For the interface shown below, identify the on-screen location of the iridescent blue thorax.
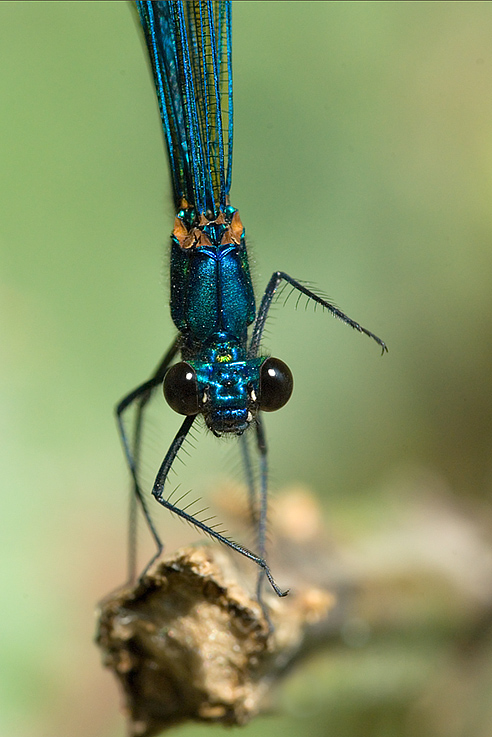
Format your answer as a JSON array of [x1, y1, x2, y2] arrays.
[[169, 204, 262, 435]]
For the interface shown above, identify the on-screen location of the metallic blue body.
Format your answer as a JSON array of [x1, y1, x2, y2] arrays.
[[137, 0, 264, 437], [170, 204, 260, 434], [170, 234, 255, 345]]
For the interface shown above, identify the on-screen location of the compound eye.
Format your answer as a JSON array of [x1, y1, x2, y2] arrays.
[[163, 362, 200, 416], [258, 357, 293, 412]]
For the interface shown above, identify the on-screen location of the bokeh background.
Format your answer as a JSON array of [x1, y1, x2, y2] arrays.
[[2, 2, 492, 736]]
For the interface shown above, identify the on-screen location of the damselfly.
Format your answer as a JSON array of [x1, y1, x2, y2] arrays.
[[118, 0, 386, 604]]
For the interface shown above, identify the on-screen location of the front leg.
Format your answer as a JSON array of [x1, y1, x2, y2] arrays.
[[249, 271, 387, 357], [152, 414, 288, 600]]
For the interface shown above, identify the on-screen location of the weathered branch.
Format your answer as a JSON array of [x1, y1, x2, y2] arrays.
[[96, 489, 339, 735]]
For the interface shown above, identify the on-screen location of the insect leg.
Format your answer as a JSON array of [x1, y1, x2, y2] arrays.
[[253, 415, 275, 626], [116, 335, 181, 582], [152, 415, 288, 599], [239, 432, 258, 529], [249, 271, 387, 357]]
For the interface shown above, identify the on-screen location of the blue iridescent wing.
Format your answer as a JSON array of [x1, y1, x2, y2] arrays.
[[136, 0, 233, 217]]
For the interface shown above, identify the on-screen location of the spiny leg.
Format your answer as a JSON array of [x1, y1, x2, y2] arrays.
[[239, 431, 258, 529], [249, 271, 388, 358], [116, 336, 181, 582], [152, 415, 288, 599], [241, 427, 279, 629], [254, 415, 275, 627]]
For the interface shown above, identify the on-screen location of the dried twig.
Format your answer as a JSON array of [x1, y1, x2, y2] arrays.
[[96, 489, 337, 736]]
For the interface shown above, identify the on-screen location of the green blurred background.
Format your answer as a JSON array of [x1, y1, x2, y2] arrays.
[[2, 2, 492, 736]]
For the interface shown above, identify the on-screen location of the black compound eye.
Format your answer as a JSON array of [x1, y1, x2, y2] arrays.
[[258, 357, 293, 412], [163, 362, 200, 416]]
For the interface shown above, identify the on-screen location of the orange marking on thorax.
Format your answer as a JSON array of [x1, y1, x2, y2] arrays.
[[173, 209, 243, 250]]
